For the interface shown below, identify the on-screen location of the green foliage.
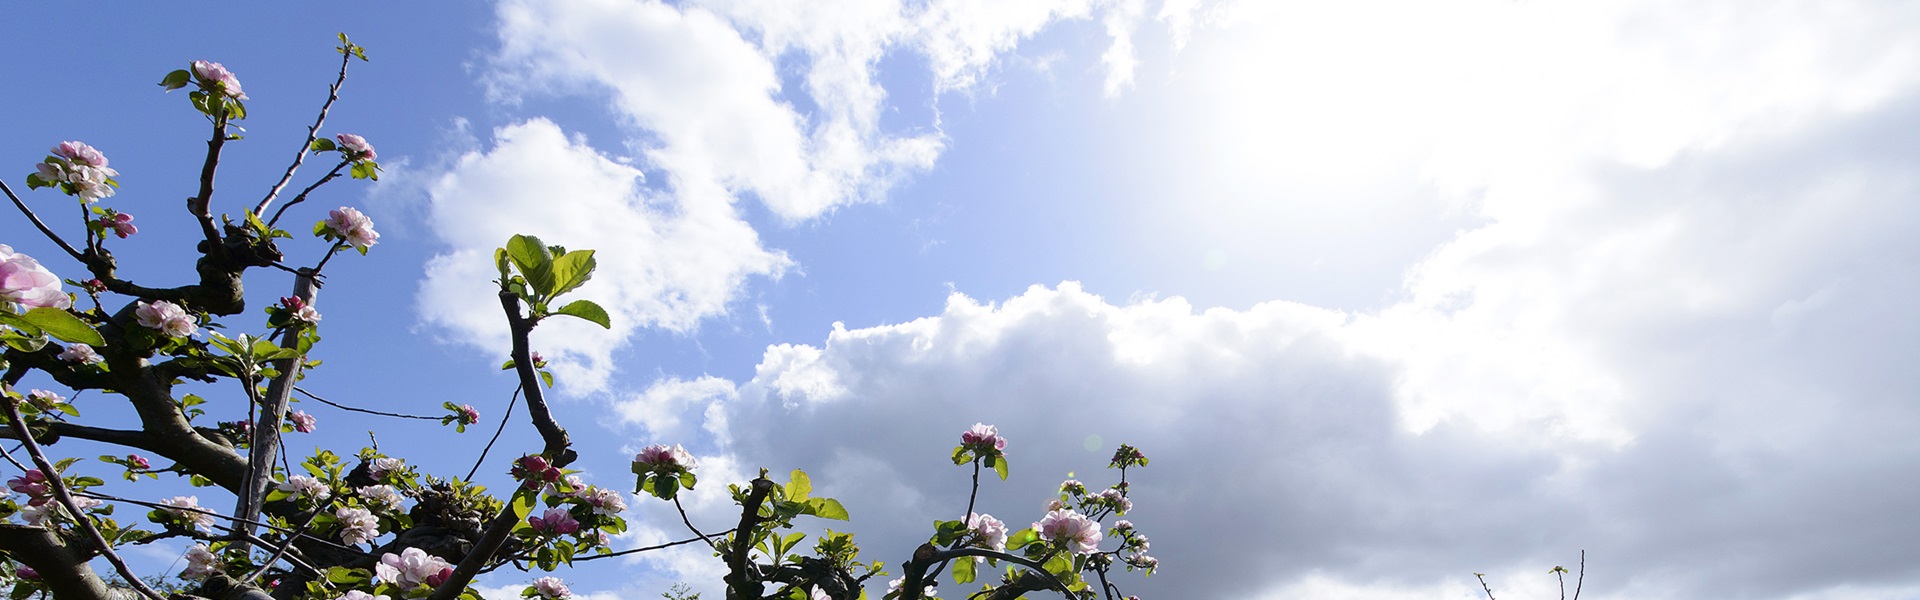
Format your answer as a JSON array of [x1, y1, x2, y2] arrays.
[[496, 234, 610, 329]]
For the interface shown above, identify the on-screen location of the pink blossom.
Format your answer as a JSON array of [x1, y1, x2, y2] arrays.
[[887, 577, 935, 598], [276, 475, 331, 502], [58, 343, 102, 364], [336, 506, 378, 545], [376, 547, 450, 590], [961, 423, 1007, 452], [100, 212, 137, 238], [52, 141, 109, 168], [323, 206, 379, 250], [191, 60, 247, 99], [0, 245, 70, 309], [127, 454, 151, 470], [160, 495, 215, 531], [512, 455, 562, 489], [15, 565, 38, 580], [338, 592, 391, 600], [279, 296, 322, 323], [1094, 488, 1132, 514], [181, 544, 218, 580], [1034, 509, 1103, 556], [459, 404, 480, 425], [532, 576, 572, 599], [134, 300, 196, 338], [528, 507, 581, 535], [8, 469, 49, 500], [289, 410, 317, 433], [357, 485, 404, 510], [25, 389, 65, 411], [633, 444, 696, 474], [1124, 553, 1157, 570], [968, 512, 1008, 552], [582, 486, 628, 516], [335, 134, 376, 161]]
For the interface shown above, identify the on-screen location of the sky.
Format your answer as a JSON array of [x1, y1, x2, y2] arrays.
[[3, 1, 1920, 599]]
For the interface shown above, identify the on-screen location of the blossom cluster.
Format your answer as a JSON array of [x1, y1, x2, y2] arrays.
[[191, 60, 247, 99], [135, 300, 197, 338], [58, 343, 102, 364], [1034, 509, 1103, 556], [29, 141, 120, 202], [513, 455, 564, 490], [632, 443, 696, 475], [960, 422, 1007, 454], [322, 206, 380, 250], [376, 547, 452, 590], [158, 495, 216, 531]]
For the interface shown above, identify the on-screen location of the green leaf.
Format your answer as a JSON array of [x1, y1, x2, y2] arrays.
[[785, 470, 812, 501], [553, 300, 610, 329], [510, 488, 538, 522], [310, 138, 337, 153], [0, 312, 43, 337], [953, 550, 976, 584], [325, 567, 371, 585], [1042, 553, 1072, 577], [547, 249, 597, 299], [993, 455, 1009, 481], [20, 308, 103, 346], [1006, 528, 1040, 551], [952, 446, 969, 466], [803, 498, 849, 521], [505, 235, 556, 297], [159, 69, 191, 91]]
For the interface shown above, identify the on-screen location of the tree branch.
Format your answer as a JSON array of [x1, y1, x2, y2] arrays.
[[0, 179, 87, 263], [2, 396, 166, 600], [0, 524, 115, 600]]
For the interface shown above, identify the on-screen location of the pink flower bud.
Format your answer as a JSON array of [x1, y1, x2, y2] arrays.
[[335, 134, 377, 161], [191, 60, 247, 100]]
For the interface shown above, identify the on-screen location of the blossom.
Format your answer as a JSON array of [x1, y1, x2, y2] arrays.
[[1113, 520, 1133, 531], [1093, 488, 1133, 514], [1059, 479, 1086, 496], [1045, 499, 1069, 512], [192, 60, 247, 99], [512, 455, 562, 489], [99, 212, 137, 238], [8, 469, 49, 501], [288, 410, 317, 433], [36, 142, 121, 203], [127, 454, 151, 470], [25, 389, 64, 411], [0, 245, 70, 309], [160, 495, 215, 531], [276, 475, 331, 503], [376, 547, 451, 590], [368, 457, 405, 480], [967, 512, 1007, 552], [528, 507, 580, 535], [14, 565, 38, 580], [1124, 553, 1157, 570], [323, 206, 379, 250], [459, 404, 480, 425], [960, 423, 1007, 453], [335, 134, 376, 161], [135, 300, 196, 338], [582, 486, 628, 516], [181, 544, 219, 580], [18, 503, 56, 525], [357, 485, 404, 510], [280, 296, 321, 323], [632, 444, 696, 474], [531, 576, 572, 599], [809, 586, 830, 600], [58, 343, 102, 364], [336, 506, 379, 546], [337, 592, 391, 600], [1034, 509, 1103, 556]]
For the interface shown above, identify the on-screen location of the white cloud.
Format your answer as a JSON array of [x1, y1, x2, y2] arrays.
[[415, 119, 790, 391]]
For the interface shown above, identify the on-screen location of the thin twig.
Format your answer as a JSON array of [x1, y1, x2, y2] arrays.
[[2, 397, 168, 600], [573, 530, 737, 562], [467, 384, 521, 480], [673, 495, 718, 550], [1574, 550, 1585, 600], [244, 509, 321, 581], [1476, 573, 1497, 600], [266, 160, 348, 228], [1, 179, 87, 263], [69, 490, 371, 556], [295, 386, 437, 420], [256, 45, 355, 219]]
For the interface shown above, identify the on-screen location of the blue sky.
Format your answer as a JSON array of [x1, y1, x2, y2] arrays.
[[7, 1, 1920, 599]]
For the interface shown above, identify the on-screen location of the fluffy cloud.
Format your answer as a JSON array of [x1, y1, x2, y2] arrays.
[[416, 119, 790, 390]]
